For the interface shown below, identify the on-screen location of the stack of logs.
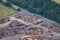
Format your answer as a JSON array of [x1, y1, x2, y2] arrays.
[[14, 13, 60, 33], [0, 17, 10, 24]]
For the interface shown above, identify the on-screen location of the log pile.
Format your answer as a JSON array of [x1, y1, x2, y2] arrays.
[[0, 12, 60, 40]]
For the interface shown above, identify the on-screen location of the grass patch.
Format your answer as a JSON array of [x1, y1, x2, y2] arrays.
[[0, 3, 16, 17], [52, 0, 60, 4]]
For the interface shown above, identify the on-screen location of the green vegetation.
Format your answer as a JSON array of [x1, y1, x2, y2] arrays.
[[7, 0, 60, 23], [0, 3, 16, 17]]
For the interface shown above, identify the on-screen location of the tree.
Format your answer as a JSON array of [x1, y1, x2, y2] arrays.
[[0, 0, 2, 2], [17, 8, 21, 11], [7, 0, 60, 23]]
